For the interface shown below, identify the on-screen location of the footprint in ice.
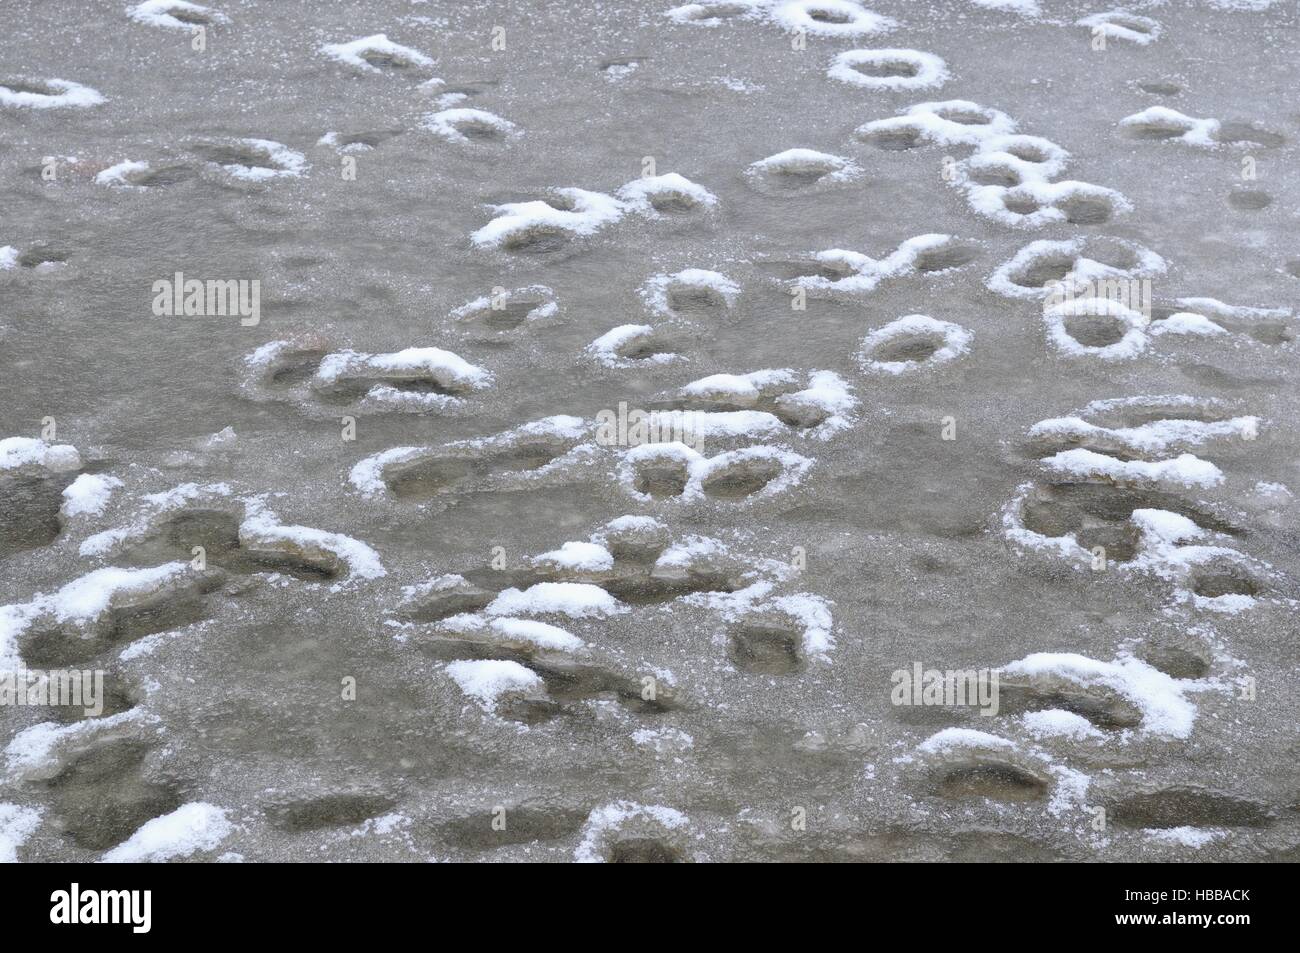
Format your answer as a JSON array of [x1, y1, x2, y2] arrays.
[[765, 233, 980, 299], [472, 188, 626, 253], [127, 1, 228, 29], [1227, 188, 1272, 211], [471, 174, 716, 253], [1077, 10, 1161, 45], [664, 1, 767, 27], [349, 416, 587, 501], [41, 734, 187, 851], [312, 346, 492, 415], [14, 244, 72, 272], [94, 159, 199, 189], [423, 107, 520, 145], [73, 482, 386, 590], [600, 56, 647, 81], [910, 730, 1054, 804], [742, 148, 862, 195], [768, 1, 896, 38], [854, 99, 1014, 150], [191, 138, 309, 183], [616, 172, 719, 215], [1042, 296, 1150, 360], [827, 49, 948, 91], [1003, 397, 1275, 610], [857, 314, 973, 375], [317, 129, 404, 155], [585, 324, 685, 368], [1147, 297, 1294, 346], [986, 236, 1166, 300], [1135, 80, 1181, 96], [448, 285, 560, 341], [3, 563, 224, 668], [242, 338, 492, 416], [650, 368, 857, 437], [1, 437, 85, 560], [264, 792, 398, 832], [1137, 633, 1213, 680], [440, 798, 589, 849], [0, 77, 104, 109], [318, 34, 435, 74], [1107, 787, 1273, 829], [728, 616, 812, 675], [1118, 107, 1285, 148], [640, 268, 740, 316], [575, 802, 691, 862], [995, 651, 1199, 734], [123, 503, 383, 584], [621, 443, 813, 503]]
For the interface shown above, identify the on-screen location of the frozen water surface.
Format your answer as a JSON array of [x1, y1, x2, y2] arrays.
[[0, 0, 1297, 862]]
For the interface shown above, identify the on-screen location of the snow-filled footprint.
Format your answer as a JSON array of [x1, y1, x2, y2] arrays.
[[0, 437, 85, 560], [742, 148, 862, 195], [1043, 297, 1150, 360], [854, 100, 1015, 151], [242, 338, 492, 416], [1147, 297, 1294, 345], [401, 514, 835, 696], [827, 49, 948, 91], [649, 368, 857, 437], [448, 285, 560, 341], [585, 324, 685, 368], [1002, 396, 1281, 612], [1077, 10, 1161, 45], [319, 34, 435, 74], [953, 134, 1130, 228], [616, 173, 719, 215], [640, 268, 740, 316], [664, 1, 768, 27], [857, 315, 973, 374], [471, 174, 716, 253], [349, 416, 587, 500], [575, 802, 691, 862], [765, 233, 979, 298], [907, 729, 1058, 804], [190, 138, 308, 183], [0, 78, 104, 110], [769, 1, 896, 38], [424, 108, 519, 145], [620, 443, 813, 503], [472, 189, 627, 253], [317, 129, 404, 155], [1118, 106, 1284, 148], [75, 485, 385, 591], [128, 1, 228, 29], [1, 563, 223, 668], [94, 158, 199, 189], [987, 236, 1166, 301]]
